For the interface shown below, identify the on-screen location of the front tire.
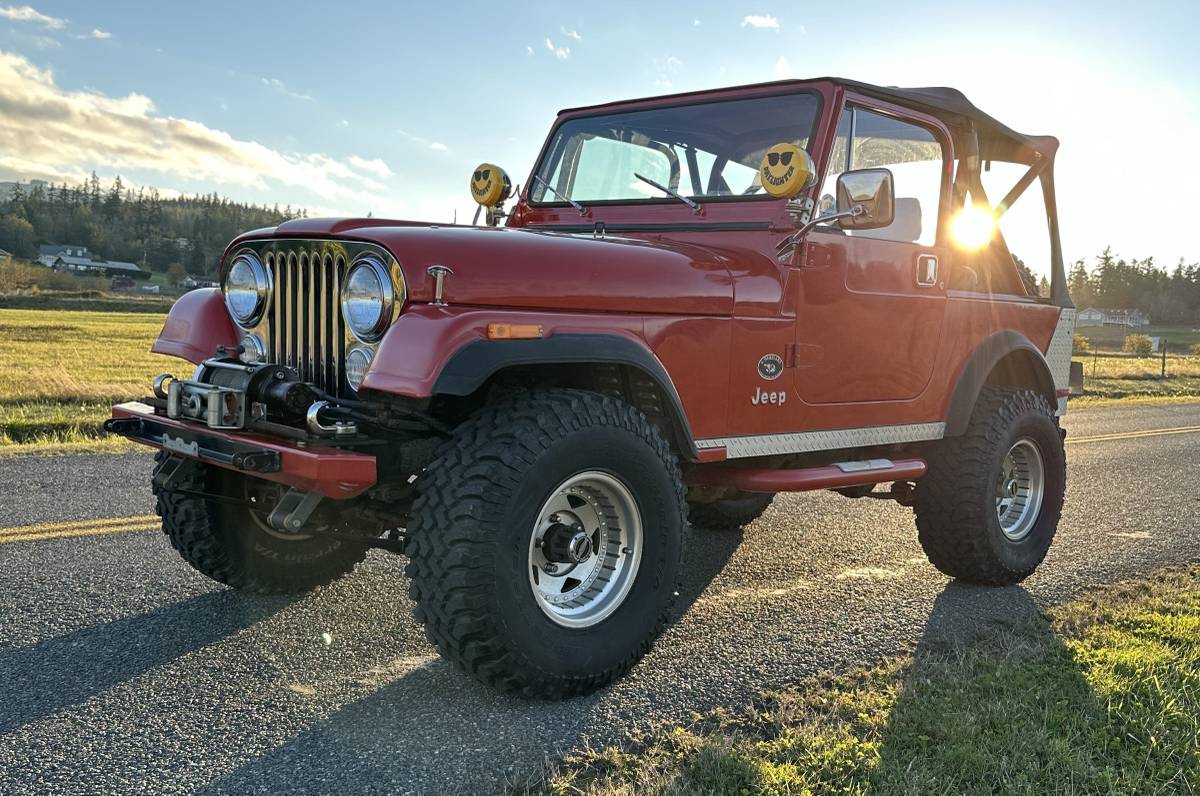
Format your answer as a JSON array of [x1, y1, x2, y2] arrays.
[[405, 389, 685, 699], [914, 387, 1065, 585], [154, 453, 368, 594]]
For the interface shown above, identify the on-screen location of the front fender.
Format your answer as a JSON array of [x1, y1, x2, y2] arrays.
[[361, 305, 648, 397], [151, 288, 238, 364], [361, 305, 698, 458]]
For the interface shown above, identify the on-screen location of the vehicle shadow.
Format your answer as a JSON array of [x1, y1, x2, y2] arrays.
[[866, 580, 1105, 790], [0, 590, 292, 734], [198, 523, 744, 795]]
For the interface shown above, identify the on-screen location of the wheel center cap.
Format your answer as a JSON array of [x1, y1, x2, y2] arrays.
[[567, 532, 593, 562], [541, 521, 593, 564]]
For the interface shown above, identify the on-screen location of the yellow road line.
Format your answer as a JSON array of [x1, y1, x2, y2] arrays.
[[0, 514, 159, 536], [0, 514, 159, 545], [1067, 425, 1200, 445], [0, 522, 160, 544]]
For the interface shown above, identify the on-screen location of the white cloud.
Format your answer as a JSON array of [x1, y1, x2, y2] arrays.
[[0, 49, 395, 210], [0, 5, 65, 29], [693, 18, 700, 26], [544, 37, 569, 59], [653, 55, 682, 90], [347, 155, 393, 180], [742, 15, 779, 30], [561, 26, 581, 41], [397, 128, 451, 154], [773, 55, 794, 78], [525, 44, 534, 56], [84, 28, 111, 39], [261, 77, 313, 102]]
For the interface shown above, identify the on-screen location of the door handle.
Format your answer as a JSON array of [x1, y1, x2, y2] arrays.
[[916, 254, 938, 287]]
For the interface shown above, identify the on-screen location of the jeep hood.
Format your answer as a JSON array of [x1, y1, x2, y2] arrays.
[[243, 219, 738, 316]]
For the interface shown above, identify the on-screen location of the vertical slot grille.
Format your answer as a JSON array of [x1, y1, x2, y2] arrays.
[[268, 247, 348, 395]]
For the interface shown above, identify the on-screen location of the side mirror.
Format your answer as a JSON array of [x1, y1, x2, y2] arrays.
[[835, 168, 894, 230]]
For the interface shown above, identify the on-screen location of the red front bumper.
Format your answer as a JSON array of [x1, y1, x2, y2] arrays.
[[109, 402, 377, 499]]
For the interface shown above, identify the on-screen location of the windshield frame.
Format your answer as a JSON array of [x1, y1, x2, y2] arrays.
[[526, 88, 824, 211]]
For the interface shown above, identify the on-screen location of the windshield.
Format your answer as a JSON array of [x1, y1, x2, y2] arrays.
[[531, 92, 820, 206]]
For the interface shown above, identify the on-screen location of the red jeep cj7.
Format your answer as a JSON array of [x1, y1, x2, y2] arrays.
[[108, 78, 1081, 698]]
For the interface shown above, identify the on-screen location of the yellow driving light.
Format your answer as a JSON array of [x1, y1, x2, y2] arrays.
[[950, 205, 996, 250], [758, 143, 815, 199], [470, 163, 512, 207]]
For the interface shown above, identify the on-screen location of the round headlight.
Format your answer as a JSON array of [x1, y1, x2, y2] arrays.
[[345, 347, 373, 392], [223, 253, 269, 327], [341, 255, 398, 342]]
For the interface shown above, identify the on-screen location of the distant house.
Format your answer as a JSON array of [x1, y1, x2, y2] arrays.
[[1076, 307, 1150, 328], [1102, 308, 1150, 327], [51, 255, 145, 279], [37, 243, 90, 267], [0, 248, 11, 263]]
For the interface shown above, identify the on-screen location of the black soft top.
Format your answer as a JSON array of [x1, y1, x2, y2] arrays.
[[825, 78, 1057, 164], [563, 77, 1057, 165]]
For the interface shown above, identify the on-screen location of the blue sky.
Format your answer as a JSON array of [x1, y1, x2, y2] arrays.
[[0, 1, 1197, 272]]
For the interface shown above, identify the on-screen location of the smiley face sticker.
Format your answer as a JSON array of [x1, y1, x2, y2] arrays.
[[470, 163, 512, 207], [759, 143, 815, 199]]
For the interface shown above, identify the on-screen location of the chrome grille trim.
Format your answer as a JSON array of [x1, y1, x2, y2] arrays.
[[267, 246, 346, 393], [239, 239, 393, 398]]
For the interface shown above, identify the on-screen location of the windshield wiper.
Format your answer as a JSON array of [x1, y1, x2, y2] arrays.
[[633, 173, 702, 214], [533, 176, 589, 216]]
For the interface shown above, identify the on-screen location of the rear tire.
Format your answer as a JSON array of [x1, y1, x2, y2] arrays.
[[154, 452, 367, 594], [913, 387, 1065, 585], [688, 492, 775, 529], [405, 389, 684, 699]]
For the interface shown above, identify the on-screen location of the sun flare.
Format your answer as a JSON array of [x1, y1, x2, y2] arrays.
[[951, 205, 996, 251]]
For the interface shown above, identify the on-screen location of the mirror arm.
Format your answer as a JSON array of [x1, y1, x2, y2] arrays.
[[775, 204, 865, 261]]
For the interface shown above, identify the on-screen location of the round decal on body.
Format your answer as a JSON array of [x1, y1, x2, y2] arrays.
[[758, 353, 784, 381]]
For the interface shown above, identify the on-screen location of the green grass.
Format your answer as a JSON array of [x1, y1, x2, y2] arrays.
[[0, 307, 173, 449], [530, 568, 1200, 795], [1077, 352, 1200, 401]]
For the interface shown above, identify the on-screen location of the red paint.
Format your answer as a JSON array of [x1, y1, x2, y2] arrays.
[[153, 77, 1067, 481], [688, 458, 927, 492], [111, 404, 377, 498]]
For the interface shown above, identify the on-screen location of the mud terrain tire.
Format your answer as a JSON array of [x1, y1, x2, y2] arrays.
[[914, 387, 1065, 585], [405, 389, 685, 699], [154, 452, 367, 593]]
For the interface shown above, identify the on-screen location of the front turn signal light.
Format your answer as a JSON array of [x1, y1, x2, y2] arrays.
[[487, 323, 544, 340]]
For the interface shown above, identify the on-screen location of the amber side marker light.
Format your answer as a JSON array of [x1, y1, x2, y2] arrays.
[[487, 323, 545, 340]]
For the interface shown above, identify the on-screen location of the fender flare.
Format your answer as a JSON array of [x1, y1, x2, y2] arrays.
[[432, 333, 698, 459], [945, 331, 1056, 436]]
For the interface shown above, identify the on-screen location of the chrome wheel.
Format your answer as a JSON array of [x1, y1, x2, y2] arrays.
[[995, 438, 1045, 541], [528, 471, 643, 629]]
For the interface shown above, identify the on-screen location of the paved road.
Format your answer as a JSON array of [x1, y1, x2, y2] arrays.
[[0, 402, 1197, 795]]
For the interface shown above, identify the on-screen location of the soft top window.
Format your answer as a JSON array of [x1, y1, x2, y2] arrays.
[[531, 92, 820, 205]]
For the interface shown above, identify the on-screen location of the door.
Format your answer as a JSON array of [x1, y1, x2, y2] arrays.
[[794, 101, 950, 404]]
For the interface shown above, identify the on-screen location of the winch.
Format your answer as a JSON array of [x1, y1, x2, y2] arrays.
[[156, 358, 320, 431]]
